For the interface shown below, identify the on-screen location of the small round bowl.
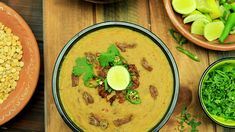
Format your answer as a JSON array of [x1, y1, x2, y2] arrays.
[[199, 57, 235, 128], [0, 2, 40, 125], [52, 21, 179, 131], [163, 0, 235, 51]]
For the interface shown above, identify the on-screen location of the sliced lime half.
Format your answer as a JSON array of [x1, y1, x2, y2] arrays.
[[107, 66, 130, 91], [183, 14, 209, 24], [172, 0, 196, 15], [191, 19, 209, 35], [195, 0, 211, 13], [204, 21, 224, 41]]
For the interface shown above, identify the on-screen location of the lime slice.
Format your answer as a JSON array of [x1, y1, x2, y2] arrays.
[[191, 19, 208, 35], [172, 0, 196, 14], [107, 66, 130, 91], [207, 0, 221, 19], [182, 10, 202, 18], [195, 0, 211, 13], [204, 21, 224, 41], [183, 14, 208, 24], [205, 14, 212, 22]]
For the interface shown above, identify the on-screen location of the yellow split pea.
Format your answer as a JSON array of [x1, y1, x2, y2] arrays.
[[0, 22, 24, 104]]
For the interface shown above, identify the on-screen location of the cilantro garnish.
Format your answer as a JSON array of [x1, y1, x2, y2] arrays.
[[98, 44, 122, 67], [72, 57, 94, 86], [202, 62, 235, 120], [178, 106, 201, 132]]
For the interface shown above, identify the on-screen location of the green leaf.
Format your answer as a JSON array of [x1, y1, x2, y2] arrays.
[[107, 44, 120, 55], [72, 57, 94, 86], [98, 53, 116, 67], [98, 44, 122, 67], [178, 106, 201, 132]]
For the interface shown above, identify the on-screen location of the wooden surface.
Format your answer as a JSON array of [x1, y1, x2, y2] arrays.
[[44, 0, 235, 131], [0, 0, 44, 131]]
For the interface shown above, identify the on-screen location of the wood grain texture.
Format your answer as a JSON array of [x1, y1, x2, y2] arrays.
[[150, 0, 214, 131], [95, 0, 150, 28], [0, 0, 44, 131], [44, 0, 94, 131]]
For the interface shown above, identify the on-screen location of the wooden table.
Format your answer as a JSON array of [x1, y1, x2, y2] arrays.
[[44, 0, 235, 131], [1, 0, 235, 131], [0, 0, 44, 131]]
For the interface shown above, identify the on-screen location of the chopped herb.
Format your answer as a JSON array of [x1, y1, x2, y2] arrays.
[[176, 47, 200, 62], [98, 44, 122, 67], [202, 62, 235, 120], [72, 57, 94, 86], [178, 106, 201, 132]]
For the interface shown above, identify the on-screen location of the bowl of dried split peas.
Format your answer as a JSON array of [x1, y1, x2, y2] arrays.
[[0, 2, 40, 125]]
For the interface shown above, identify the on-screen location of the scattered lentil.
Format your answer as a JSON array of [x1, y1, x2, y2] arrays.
[[0, 22, 24, 104]]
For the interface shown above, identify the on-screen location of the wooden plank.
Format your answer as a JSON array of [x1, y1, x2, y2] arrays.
[[149, 0, 216, 131], [95, 0, 150, 28], [43, 0, 94, 131]]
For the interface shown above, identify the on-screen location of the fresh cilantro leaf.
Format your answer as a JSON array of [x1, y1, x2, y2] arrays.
[[178, 106, 201, 132], [98, 53, 116, 67], [72, 57, 94, 86], [98, 44, 122, 67], [107, 44, 120, 55]]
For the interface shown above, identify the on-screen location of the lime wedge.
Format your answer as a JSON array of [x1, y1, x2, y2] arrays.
[[107, 66, 130, 91], [191, 19, 209, 35], [183, 14, 208, 24], [172, 0, 196, 14], [195, 0, 211, 13], [204, 21, 224, 41], [207, 0, 222, 19], [205, 14, 212, 22], [182, 10, 202, 18]]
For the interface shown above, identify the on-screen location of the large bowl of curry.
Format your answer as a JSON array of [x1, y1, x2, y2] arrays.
[[52, 22, 179, 131]]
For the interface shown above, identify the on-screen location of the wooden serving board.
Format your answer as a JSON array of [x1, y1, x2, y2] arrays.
[[44, 0, 235, 131]]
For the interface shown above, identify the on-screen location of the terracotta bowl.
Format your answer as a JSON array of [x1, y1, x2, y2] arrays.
[[0, 2, 40, 125], [163, 0, 235, 51]]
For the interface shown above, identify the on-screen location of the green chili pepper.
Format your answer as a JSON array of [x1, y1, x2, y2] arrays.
[[219, 13, 235, 43], [219, 0, 226, 4], [104, 79, 109, 91], [176, 47, 200, 62], [169, 29, 188, 46], [126, 89, 141, 104]]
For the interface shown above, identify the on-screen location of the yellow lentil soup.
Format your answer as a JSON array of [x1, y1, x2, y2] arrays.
[[56, 24, 178, 131]]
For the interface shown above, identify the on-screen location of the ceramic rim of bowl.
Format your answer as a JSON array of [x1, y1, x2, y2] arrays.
[[199, 57, 235, 128], [52, 21, 180, 131]]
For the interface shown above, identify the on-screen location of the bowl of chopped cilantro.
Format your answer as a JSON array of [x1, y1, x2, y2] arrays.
[[199, 57, 235, 128]]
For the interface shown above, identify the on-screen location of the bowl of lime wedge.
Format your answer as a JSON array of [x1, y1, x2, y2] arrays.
[[164, 0, 235, 51]]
